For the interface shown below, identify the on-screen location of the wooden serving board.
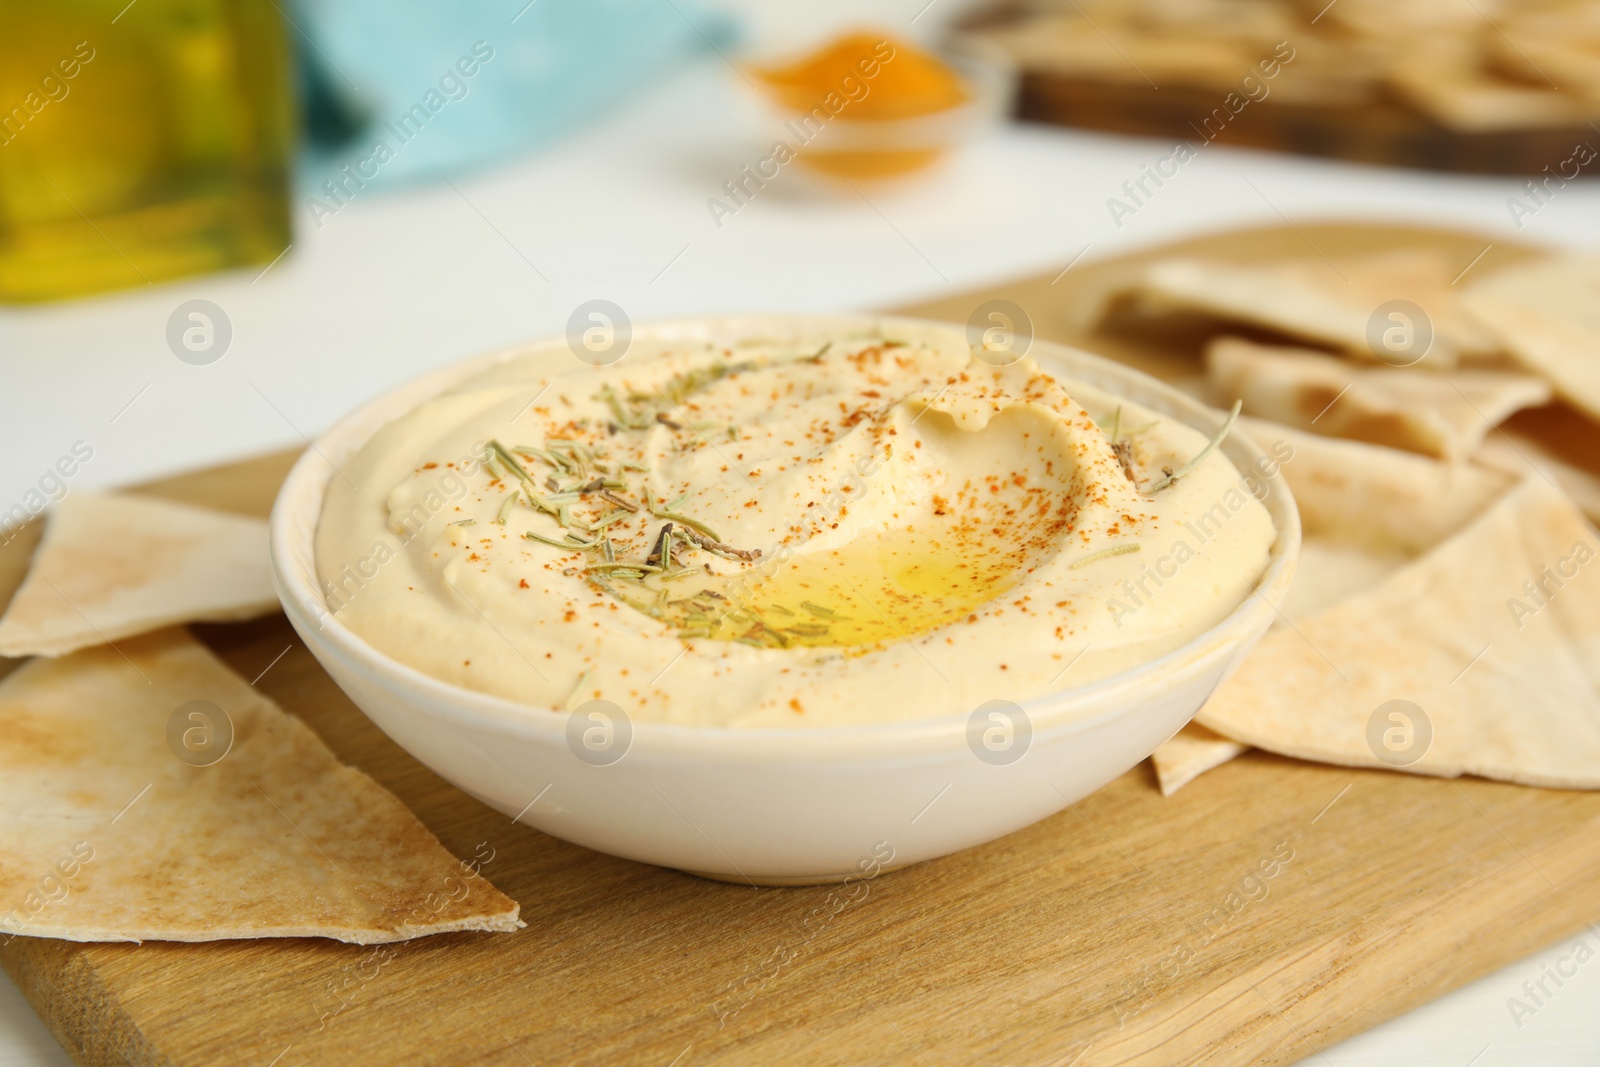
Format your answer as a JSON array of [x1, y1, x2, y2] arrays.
[[960, 9, 1600, 176], [6, 224, 1600, 1067]]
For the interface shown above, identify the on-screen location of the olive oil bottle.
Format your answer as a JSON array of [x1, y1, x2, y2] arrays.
[[0, 0, 293, 303]]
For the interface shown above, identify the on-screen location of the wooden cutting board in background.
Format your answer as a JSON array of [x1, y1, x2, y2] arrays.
[[958, 7, 1600, 176], [5, 224, 1600, 1067]]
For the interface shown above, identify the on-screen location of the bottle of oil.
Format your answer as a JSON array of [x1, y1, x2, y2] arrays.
[[0, 0, 293, 303]]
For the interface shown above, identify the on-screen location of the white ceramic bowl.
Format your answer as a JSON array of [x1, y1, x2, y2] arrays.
[[269, 315, 1299, 885]]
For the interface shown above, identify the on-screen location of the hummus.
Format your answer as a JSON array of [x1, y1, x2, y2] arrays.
[[316, 323, 1276, 728]]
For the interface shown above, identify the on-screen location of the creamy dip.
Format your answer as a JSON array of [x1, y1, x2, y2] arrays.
[[317, 322, 1276, 728]]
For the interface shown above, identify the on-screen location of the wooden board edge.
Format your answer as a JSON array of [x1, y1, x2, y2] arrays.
[[1, 939, 171, 1067], [1007, 72, 1600, 176]]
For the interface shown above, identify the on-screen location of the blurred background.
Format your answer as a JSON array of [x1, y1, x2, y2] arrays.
[[4, 2, 1600, 1064], [5, 0, 1600, 508]]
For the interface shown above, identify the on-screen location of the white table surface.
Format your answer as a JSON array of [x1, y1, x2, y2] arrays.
[[4, 37, 1600, 1067]]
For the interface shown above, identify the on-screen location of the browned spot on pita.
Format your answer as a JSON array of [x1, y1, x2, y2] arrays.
[[34, 528, 203, 619]]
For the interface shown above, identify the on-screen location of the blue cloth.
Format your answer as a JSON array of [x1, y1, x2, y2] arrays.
[[292, 0, 727, 190]]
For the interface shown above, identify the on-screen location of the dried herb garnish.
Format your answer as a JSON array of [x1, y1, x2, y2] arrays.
[[586, 561, 663, 575], [1070, 543, 1142, 569], [564, 670, 591, 711], [646, 523, 675, 569], [1102, 406, 1164, 485], [785, 623, 830, 637], [676, 525, 760, 561], [524, 530, 588, 550], [1147, 401, 1241, 493], [1112, 439, 1137, 484]]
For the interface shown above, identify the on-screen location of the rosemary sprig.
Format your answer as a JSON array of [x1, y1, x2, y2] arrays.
[[1071, 543, 1142, 569], [1147, 400, 1242, 493], [677, 524, 760, 561], [490, 439, 560, 515], [646, 523, 675, 569], [1112, 440, 1137, 484], [785, 623, 831, 637], [652, 507, 722, 543], [487, 439, 535, 484], [564, 670, 591, 712], [586, 561, 663, 574], [524, 530, 590, 550]]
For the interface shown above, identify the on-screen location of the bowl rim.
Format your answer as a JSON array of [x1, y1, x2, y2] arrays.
[[269, 313, 1300, 757]]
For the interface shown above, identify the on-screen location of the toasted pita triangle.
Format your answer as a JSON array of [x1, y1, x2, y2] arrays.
[[1197, 475, 1600, 788], [0, 494, 278, 658], [1462, 255, 1600, 424], [1209, 338, 1550, 461], [1151, 724, 1247, 796], [1131, 249, 1500, 364], [1477, 432, 1600, 524], [0, 629, 522, 942], [1386, 59, 1590, 131], [1239, 417, 1513, 559], [1151, 421, 1516, 792]]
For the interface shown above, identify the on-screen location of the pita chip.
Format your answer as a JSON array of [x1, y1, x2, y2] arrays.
[[1240, 417, 1513, 562], [1477, 433, 1600, 524], [1209, 338, 1551, 461], [1488, 30, 1600, 107], [1151, 724, 1248, 796], [1386, 59, 1591, 132], [1462, 255, 1600, 424], [1152, 421, 1516, 793], [1128, 249, 1501, 364], [0, 493, 278, 659], [1198, 475, 1600, 788], [0, 629, 522, 943]]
